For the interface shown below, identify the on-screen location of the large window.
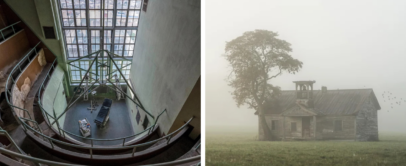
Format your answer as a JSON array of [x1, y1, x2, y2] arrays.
[[111, 61, 131, 80], [58, 0, 142, 82]]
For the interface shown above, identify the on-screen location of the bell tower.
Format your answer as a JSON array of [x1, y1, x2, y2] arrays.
[[293, 80, 316, 107]]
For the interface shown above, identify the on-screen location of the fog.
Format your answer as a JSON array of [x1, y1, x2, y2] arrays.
[[206, 0, 406, 133]]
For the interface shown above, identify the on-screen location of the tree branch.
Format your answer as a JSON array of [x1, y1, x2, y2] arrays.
[[268, 66, 282, 80]]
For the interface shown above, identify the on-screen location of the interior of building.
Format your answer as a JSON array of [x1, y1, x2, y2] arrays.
[[0, 0, 201, 165]]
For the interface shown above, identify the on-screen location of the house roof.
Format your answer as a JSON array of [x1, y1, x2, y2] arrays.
[[256, 89, 381, 116]]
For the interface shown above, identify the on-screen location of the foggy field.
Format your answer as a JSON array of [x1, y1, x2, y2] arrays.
[[206, 127, 406, 166]]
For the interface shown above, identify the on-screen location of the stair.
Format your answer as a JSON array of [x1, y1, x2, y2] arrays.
[[37, 121, 55, 138], [133, 133, 196, 165]]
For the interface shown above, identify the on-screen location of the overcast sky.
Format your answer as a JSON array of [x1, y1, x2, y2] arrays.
[[206, 0, 406, 133]]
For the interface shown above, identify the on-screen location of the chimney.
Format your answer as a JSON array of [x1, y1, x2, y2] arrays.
[[322, 86, 327, 94]]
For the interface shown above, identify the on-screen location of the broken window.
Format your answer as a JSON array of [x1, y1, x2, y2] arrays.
[[334, 120, 342, 132], [291, 122, 297, 132], [271, 120, 278, 130]]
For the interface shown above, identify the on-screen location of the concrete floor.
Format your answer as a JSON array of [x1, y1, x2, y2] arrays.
[[63, 99, 134, 145]]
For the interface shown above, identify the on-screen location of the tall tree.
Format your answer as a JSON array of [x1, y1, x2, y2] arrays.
[[224, 30, 303, 140]]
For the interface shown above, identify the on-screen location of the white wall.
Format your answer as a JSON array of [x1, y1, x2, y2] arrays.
[[42, 65, 67, 129], [127, 0, 200, 136]]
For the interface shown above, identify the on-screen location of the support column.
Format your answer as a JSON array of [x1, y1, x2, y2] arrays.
[[313, 116, 317, 139], [283, 116, 285, 140]]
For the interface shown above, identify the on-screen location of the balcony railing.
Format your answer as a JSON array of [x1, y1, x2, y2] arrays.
[[0, 21, 21, 42]]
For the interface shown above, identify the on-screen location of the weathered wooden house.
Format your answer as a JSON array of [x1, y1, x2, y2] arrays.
[[256, 81, 380, 141]]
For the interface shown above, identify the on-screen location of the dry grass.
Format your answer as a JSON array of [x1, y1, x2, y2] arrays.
[[206, 127, 406, 166]]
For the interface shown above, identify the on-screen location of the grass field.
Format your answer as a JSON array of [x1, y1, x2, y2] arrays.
[[206, 127, 406, 166]]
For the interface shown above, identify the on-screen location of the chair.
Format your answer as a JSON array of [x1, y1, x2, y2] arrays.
[[94, 98, 112, 127]]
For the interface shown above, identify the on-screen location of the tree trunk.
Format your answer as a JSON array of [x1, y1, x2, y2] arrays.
[[258, 109, 272, 141]]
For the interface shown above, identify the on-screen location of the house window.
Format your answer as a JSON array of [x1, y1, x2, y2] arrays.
[[334, 120, 342, 132], [291, 122, 297, 132], [271, 120, 278, 130]]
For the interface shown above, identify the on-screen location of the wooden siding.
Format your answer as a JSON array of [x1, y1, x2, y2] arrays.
[[260, 115, 357, 141], [356, 95, 379, 141]]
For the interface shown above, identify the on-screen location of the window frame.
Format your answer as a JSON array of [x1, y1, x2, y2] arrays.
[[57, 0, 142, 83], [271, 120, 278, 130], [291, 122, 297, 132], [58, 0, 141, 59], [334, 120, 343, 132]]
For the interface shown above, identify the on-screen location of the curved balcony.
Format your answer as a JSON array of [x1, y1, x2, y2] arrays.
[[3, 43, 199, 165]]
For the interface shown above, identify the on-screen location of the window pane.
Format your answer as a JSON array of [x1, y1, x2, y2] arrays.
[[91, 45, 100, 53], [73, 0, 86, 9], [90, 30, 100, 54], [62, 10, 75, 26], [75, 10, 86, 26], [65, 30, 76, 44], [104, 30, 112, 44], [76, 30, 87, 44], [68, 45, 78, 57], [103, 10, 114, 27], [81, 71, 87, 79], [78, 45, 88, 57], [124, 70, 130, 79], [125, 30, 136, 43], [89, 0, 101, 9], [104, 45, 111, 51], [80, 61, 89, 69], [129, 0, 141, 9], [124, 45, 134, 56], [89, 10, 101, 26], [73, 61, 79, 66], [61, 0, 73, 8], [105, 0, 114, 9], [117, 0, 129, 9], [114, 45, 124, 56], [123, 61, 131, 69], [127, 11, 139, 26], [80, 46, 88, 57], [114, 30, 125, 43], [91, 30, 100, 44], [116, 10, 127, 26]]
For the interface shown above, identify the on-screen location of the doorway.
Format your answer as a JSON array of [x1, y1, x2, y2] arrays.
[[302, 117, 311, 137]]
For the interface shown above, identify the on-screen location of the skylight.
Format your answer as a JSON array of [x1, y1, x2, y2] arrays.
[[57, 0, 142, 82]]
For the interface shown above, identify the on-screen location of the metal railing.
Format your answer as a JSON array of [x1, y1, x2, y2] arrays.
[[3, 44, 195, 161], [0, 146, 200, 166], [0, 127, 24, 155], [50, 49, 152, 127], [20, 117, 194, 158], [194, 142, 201, 154], [0, 21, 21, 42], [35, 50, 168, 146], [142, 155, 201, 166], [37, 72, 167, 146], [0, 147, 84, 166], [5, 42, 44, 134]]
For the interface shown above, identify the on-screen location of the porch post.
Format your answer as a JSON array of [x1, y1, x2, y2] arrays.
[[313, 116, 317, 139], [283, 116, 285, 140]]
